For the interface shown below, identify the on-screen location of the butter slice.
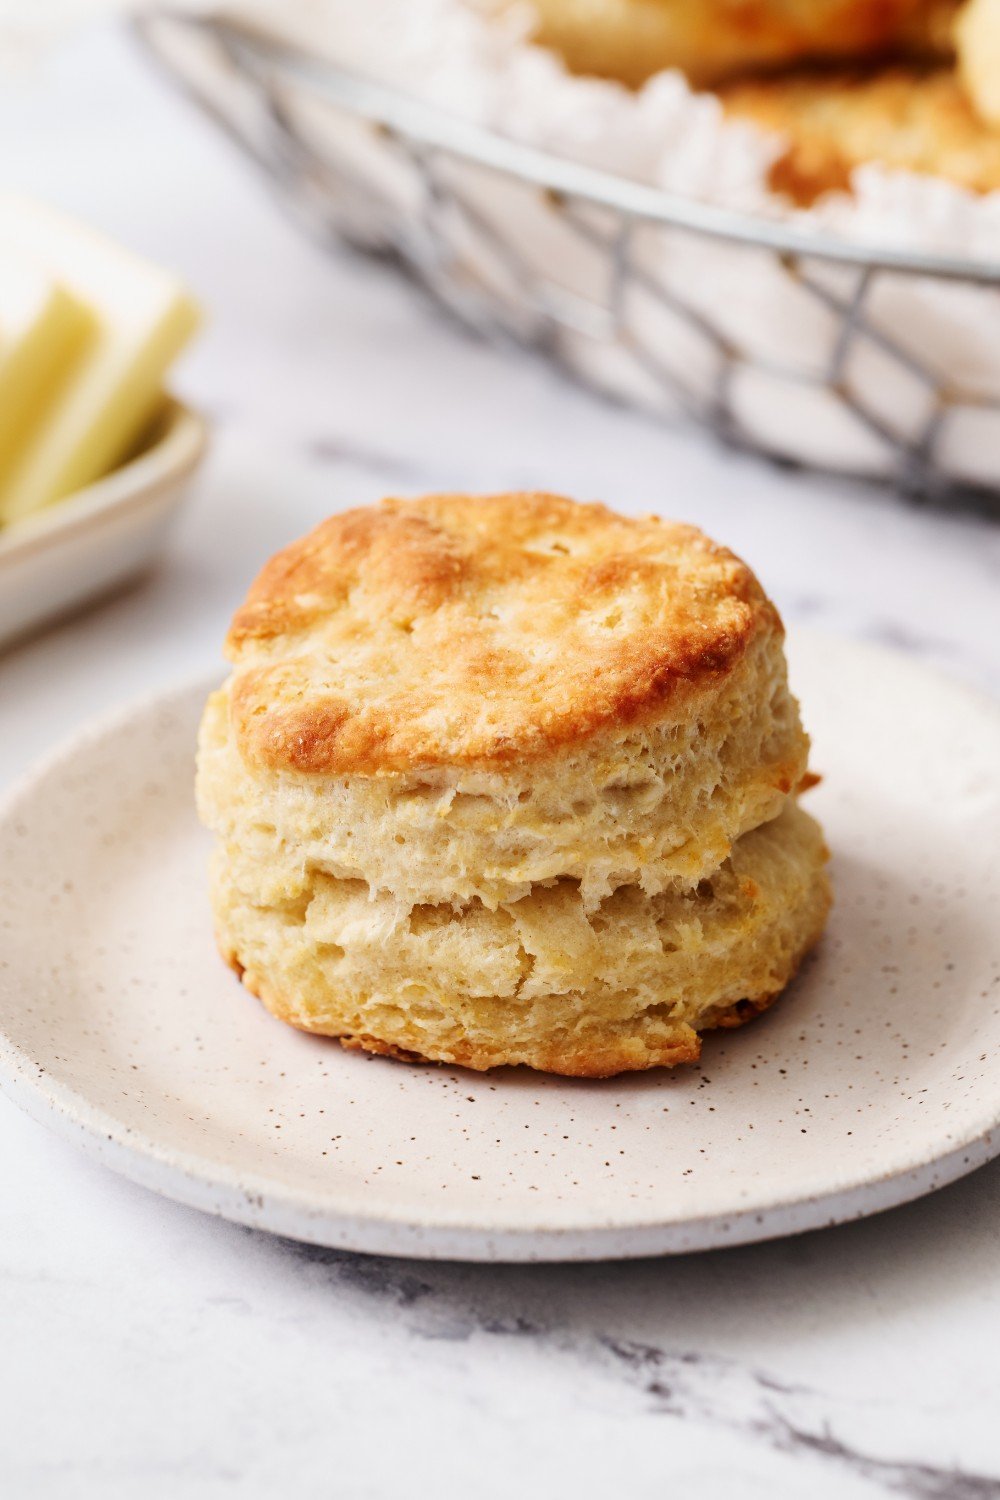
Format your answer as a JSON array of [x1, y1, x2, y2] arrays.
[[0, 252, 95, 486], [0, 198, 200, 524]]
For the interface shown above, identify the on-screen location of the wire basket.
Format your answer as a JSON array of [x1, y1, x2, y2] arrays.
[[139, 10, 1000, 508]]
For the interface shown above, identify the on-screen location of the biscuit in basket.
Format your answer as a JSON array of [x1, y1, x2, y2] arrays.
[[956, 0, 1000, 130], [525, 0, 957, 89], [719, 66, 1000, 203], [197, 492, 830, 1076]]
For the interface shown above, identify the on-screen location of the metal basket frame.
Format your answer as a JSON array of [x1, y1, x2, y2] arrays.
[[139, 11, 1000, 508]]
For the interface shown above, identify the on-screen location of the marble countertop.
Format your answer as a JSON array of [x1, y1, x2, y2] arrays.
[[3, 22, 1000, 1500]]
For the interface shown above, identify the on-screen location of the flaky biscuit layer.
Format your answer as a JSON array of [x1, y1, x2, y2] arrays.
[[198, 623, 807, 910], [212, 802, 831, 1077]]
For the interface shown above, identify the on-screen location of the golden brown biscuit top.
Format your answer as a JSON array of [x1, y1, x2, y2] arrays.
[[225, 492, 778, 775]]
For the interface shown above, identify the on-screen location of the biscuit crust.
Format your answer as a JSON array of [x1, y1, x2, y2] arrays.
[[225, 492, 780, 776], [719, 66, 1000, 202], [525, 0, 957, 89]]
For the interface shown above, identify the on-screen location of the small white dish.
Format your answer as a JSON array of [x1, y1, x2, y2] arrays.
[[0, 631, 998, 1262], [0, 397, 208, 650]]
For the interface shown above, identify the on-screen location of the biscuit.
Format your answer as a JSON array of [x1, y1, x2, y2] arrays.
[[198, 492, 828, 1076], [525, 0, 957, 89], [956, 0, 1000, 130], [719, 66, 1000, 203]]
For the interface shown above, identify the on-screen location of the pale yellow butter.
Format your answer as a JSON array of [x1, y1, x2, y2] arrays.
[[0, 198, 200, 525], [0, 251, 95, 487]]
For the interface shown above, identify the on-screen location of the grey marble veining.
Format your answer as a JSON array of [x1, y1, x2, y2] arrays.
[[1, 20, 1000, 1500]]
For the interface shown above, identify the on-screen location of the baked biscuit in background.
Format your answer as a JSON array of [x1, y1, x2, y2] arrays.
[[519, 0, 1000, 207], [197, 492, 830, 1077], [956, 0, 1000, 129], [718, 66, 1000, 202], [524, 0, 959, 89]]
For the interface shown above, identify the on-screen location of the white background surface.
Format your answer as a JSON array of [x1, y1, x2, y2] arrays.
[[2, 22, 1000, 1498]]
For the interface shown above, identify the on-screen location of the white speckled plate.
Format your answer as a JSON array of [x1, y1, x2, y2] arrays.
[[1, 632, 999, 1261]]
